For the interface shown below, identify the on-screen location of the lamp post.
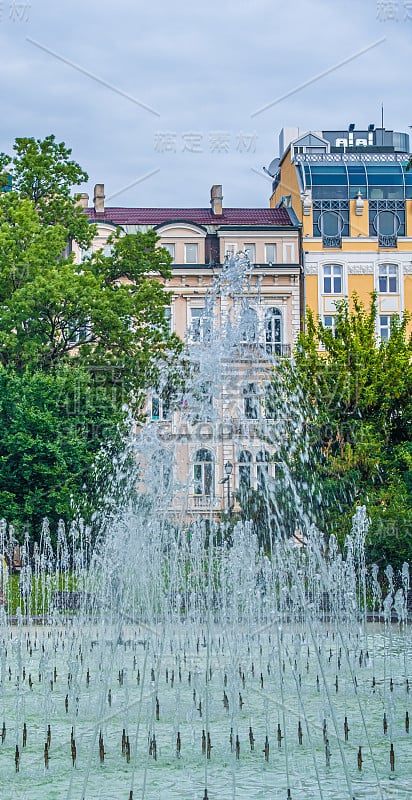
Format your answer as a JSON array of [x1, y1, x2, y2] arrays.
[[224, 461, 233, 517]]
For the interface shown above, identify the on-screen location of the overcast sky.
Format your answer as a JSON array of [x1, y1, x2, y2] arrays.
[[1, 0, 410, 208]]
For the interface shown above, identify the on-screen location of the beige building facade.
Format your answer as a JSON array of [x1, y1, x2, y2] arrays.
[[75, 185, 302, 518]]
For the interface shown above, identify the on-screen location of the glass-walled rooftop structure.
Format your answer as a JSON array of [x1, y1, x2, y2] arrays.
[[296, 159, 412, 201]]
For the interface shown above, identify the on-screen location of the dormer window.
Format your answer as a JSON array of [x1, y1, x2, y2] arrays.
[[185, 243, 198, 264]]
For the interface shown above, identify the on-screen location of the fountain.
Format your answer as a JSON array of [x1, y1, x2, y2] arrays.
[[0, 254, 411, 800]]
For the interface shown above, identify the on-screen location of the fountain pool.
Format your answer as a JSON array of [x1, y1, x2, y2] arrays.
[[1, 252, 411, 799], [0, 514, 411, 800]]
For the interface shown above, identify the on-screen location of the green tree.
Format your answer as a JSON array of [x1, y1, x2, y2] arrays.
[[0, 194, 178, 398], [270, 295, 412, 568], [0, 366, 129, 535], [0, 134, 93, 247], [0, 135, 180, 537]]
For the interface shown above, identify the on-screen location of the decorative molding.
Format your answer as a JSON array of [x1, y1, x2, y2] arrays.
[[403, 264, 412, 275], [304, 264, 318, 275], [347, 264, 374, 275]]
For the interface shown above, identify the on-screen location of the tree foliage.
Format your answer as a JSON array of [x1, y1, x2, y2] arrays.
[[0, 135, 179, 538], [276, 295, 412, 568], [0, 366, 127, 532], [0, 135, 93, 247]]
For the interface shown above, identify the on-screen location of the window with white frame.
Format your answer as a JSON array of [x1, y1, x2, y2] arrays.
[[185, 243, 198, 264], [265, 244, 277, 264], [80, 246, 92, 262], [240, 306, 258, 343], [256, 450, 270, 491], [265, 307, 283, 355], [323, 264, 343, 294], [379, 263, 398, 294], [191, 379, 213, 422], [263, 383, 277, 419], [244, 243, 256, 264], [193, 448, 214, 495], [284, 243, 294, 263], [225, 243, 238, 259], [68, 319, 91, 345], [150, 390, 173, 421], [238, 450, 252, 491], [243, 382, 259, 419], [189, 306, 211, 342], [379, 315, 392, 341], [150, 449, 173, 494], [162, 243, 175, 262], [323, 315, 337, 336], [164, 305, 172, 333]]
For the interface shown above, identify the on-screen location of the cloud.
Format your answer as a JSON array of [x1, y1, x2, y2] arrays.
[[0, 0, 409, 206]]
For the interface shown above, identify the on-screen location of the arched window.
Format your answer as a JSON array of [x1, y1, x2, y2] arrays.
[[265, 308, 283, 355], [256, 450, 270, 491], [193, 449, 214, 496], [238, 450, 252, 490], [240, 306, 258, 343]]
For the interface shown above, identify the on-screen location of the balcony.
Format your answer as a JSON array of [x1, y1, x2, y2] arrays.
[[378, 234, 397, 248], [322, 235, 342, 248], [264, 343, 291, 358], [237, 343, 291, 360], [189, 495, 222, 511]]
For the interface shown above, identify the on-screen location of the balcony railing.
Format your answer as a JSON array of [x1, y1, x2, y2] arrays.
[[378, 234, 397, 248], [237, 343, 291, 359], [322, 235, 342, 248], [264, 343, 291, 358], [189, 495, 222, 511]]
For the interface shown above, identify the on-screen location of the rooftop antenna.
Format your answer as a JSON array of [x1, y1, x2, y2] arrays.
[[381, 102, 384, 130]]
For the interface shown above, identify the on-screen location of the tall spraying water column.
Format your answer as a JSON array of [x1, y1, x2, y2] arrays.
[[0, 253, 410, 800]]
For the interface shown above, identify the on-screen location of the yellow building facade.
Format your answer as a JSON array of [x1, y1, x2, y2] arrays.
[[269, 125, 412, 337]]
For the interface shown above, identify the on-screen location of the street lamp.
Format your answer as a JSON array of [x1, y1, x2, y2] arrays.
[[224, 461, 233, 517]]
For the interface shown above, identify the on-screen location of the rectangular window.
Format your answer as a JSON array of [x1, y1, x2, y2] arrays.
[[239, 466, 251, 490], [380, 315, 392, 341], [225, 243, 238, 259], [257, 463, 269, 491], [162, 243, 175, 262], [243, 383, 259, 420], [164, 305, 172, 333], [323, 315, 337, 335], [68, 319, 91, 344], [80, 247, 92, 262], [185, 243, 198, 264], [323, 264, 342, 294], [284, 243, 294, 263], [244, 243, 256, 264], [150, 392, 173, 420], [189, 307, 211, 342], [265, 244, 277, 264], [379, 264, 398, 293], [194, 462, 213, 495], [151, 396, 160, 420]]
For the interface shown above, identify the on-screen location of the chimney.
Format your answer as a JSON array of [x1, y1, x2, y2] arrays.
[[210, 184, 223, 216], [93, 183, 105, 213], [76, 193, 89, 209]]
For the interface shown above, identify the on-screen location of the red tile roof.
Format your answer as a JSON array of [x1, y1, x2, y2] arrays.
[[86, 207, 294, 227]]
